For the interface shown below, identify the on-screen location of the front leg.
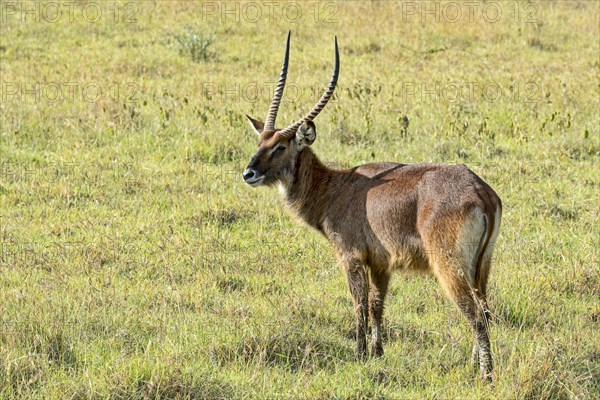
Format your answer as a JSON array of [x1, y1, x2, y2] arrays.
[[369, 269, 390, 357], [343, 260, 369, 360]]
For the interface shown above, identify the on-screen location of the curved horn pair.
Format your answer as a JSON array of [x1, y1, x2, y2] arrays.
[[264, 32, 340, 137]]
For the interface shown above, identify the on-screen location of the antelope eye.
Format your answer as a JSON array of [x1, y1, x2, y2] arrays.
[[272, 145, 286, 157]]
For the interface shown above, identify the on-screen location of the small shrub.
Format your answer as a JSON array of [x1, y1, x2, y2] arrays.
[[173, 25, 216, 62]]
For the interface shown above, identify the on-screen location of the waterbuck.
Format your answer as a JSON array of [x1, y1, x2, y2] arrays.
[[242, 32, 502, 381]]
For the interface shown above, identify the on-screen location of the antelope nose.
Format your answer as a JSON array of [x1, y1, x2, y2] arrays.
[[242, 168, 256, 182]]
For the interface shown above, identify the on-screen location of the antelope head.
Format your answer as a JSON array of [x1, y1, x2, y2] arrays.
[[242, 32, 339, 187]]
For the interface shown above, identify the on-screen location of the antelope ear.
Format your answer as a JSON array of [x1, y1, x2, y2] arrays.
[[246, 115, 264, 135], [295, 120, 316, 148]]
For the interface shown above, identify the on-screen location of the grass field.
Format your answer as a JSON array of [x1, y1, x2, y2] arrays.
[[1, 1, 599, 398]]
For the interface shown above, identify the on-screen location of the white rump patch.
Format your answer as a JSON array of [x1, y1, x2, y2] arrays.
[[457, 207, 487, 285], [481, 206, 502, 264]]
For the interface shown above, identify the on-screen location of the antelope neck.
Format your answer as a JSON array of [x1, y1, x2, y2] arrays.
[[282, 148, 339, 232]]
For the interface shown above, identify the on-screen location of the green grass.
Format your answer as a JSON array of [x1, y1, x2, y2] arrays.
[[1, 1, 599, 398]]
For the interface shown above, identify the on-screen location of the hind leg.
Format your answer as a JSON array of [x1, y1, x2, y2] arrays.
[[471, 338, 479, 366], [472, 297, 493, 382], [472, 210, 501, 365], [471, 258, 492, 366], [477, 258, 493, 325], [433, 257, 493, 382], [469, 299, 489, 367]]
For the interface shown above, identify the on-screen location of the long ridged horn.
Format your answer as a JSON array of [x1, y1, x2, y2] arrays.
[[264, 31, 291, 131], [278, 36, 339, 139]]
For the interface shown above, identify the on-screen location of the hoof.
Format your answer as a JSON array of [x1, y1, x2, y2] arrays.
[[355, 348, 368, 361], [371, 343, 384, 358], [480, 370, 493, 384]]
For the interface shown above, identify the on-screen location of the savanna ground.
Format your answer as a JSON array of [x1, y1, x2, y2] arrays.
[[1, 1, 599, 399]]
